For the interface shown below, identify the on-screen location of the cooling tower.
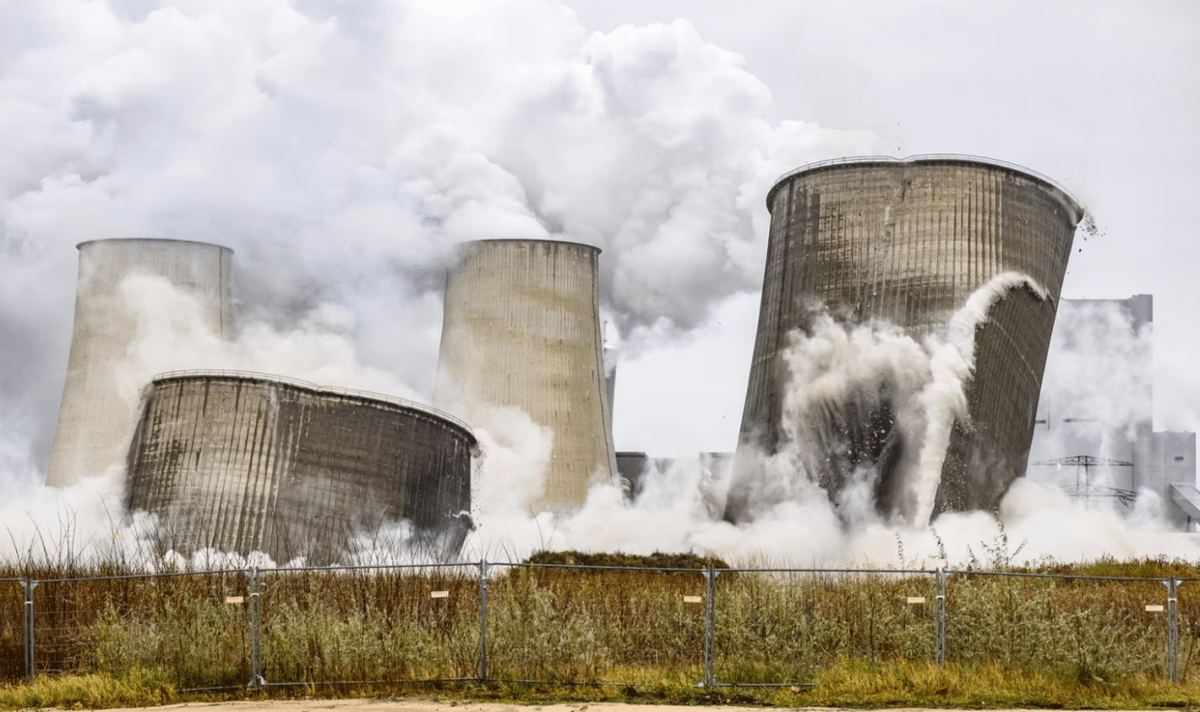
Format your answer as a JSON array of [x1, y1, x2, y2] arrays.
[[726, 155, 1084, 524], [126, 372, 476, 564], [434, 239, 617, 512], [46, 239, 234, 488]]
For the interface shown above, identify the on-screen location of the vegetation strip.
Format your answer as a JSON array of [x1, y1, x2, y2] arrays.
[[4, 554, 1200, 708]]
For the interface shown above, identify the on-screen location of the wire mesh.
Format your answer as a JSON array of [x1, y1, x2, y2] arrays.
[[27, 571, 251, 688], [0, 564, 1192, 689], [0, 580, 23, 683], [258, 564, 481, 689], [484, 563, 707, 685], [711, 569, 935, 686], [944, 572, 1170, 679], [1172, 578, 1200, 683]]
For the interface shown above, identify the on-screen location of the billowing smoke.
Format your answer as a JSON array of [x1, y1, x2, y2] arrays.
[[2, 1, 1193, 568], [726, 273, 1050, 529], [0, 0, 878, 564], [1035, 298, 1153, 440], [0, 0, 877, 477], [1025, 297, 1179, 511], [454, 276, 1198, 567]]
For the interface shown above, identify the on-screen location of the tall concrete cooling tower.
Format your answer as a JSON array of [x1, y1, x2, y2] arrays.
[[126, 371, 476, 564], [726, 155, 1083, 524], [435, 239, 617, 513], [46, 239, 234, 488]]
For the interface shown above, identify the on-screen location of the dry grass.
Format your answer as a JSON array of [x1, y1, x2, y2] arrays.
[[3, 555, 1200, 708]]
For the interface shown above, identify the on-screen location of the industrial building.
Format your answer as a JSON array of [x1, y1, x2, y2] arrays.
[[435, 239, 618, 512], [46, 239, 234, 488], [126, 371, 476, 564], [726, 155, 1084, 525], [1028, 295, 1198, 528]]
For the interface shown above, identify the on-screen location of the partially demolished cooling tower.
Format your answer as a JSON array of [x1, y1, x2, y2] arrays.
[[46, 239, 234, 488], [726, 156, 1084, 524], [126, 371, 476, 564], [435, 239, 617, 512]]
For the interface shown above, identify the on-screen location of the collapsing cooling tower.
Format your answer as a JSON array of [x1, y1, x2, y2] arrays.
[[726, 156, 1083, 524], [126, 372, 476, 564], [46, 239, 234, 488], [435, 239, 617, 512]]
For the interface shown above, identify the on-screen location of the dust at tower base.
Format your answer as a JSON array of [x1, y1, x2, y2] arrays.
[[46, 238, 234, 488], [726, 155, 1084, 526], [434, 239, 618, 514]]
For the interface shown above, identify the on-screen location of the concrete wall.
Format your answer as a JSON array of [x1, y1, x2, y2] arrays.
[[46, 239, 234, 488], [1138, 431, 1197, 528], [435, 239, 617, 513], [1027, 295, 1196, 528], [728, 156, 1083, 523], [126, 372, 475, 564]]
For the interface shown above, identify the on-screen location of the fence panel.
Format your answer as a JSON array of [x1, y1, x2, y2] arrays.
[[712, 569, 935, 685], [0, 579, 23, 683], [1173, 578, 1200, 682], [2, 564, 1195, 690], [259, 564, 481, 690], [24, 571, 249, 687], [945, 572, 1170, 680], [486, 563, 706, 685]]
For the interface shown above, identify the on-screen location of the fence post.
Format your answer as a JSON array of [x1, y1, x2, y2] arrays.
[[247, 567, 265, 690], [478, 560, 488, 681], [19, 579, 37, 684], [1165, 577, 1179, 683], [935, 568, 945, 668], [702, 565, 718, 688]]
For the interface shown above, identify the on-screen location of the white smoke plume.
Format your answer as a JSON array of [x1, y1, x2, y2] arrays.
[[1035, 298, 1153, 440], [729, 273, 1050, 529], [2, 1, 1193, 568], [1024, 297, 1192, 518], [0, 0, 877, 478], [1, 0, 880, 564], [456, 275, 1200, 568], [460, 454, 1200, 568]]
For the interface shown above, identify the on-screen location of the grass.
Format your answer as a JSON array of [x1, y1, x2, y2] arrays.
[[6, 662, 1200, 710], [3, 554, 1200, 708]]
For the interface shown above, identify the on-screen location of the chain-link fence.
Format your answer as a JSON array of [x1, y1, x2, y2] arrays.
[[710, 568, 939, 687], [485, 563, 708, 685], [3, 563, 1194, 690], [1, 577, 23, 682]]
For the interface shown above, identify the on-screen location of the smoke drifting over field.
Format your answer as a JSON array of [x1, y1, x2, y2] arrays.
[[0, 1, 1194, 567]]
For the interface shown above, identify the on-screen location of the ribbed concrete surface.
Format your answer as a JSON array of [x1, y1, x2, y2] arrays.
[[126, 372, 475, 564], [46, 239, 234, 488], [435, 239, 617, 513], [729, 156, 1083, 522]]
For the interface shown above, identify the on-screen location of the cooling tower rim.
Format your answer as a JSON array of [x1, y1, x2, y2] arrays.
[[456, 238, 602, 254], [150, 369, 476, 443], [767, 154, 1084, 224], [76, 238, 234, 254]]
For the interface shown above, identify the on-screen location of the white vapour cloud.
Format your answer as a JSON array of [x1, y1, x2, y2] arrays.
[[1, 0, 881, 492], [460, 455, 1200, 568], [730, 273, 1051, 529], [455, 274, 1200, 568], [7, 1, 1190, 569], [1037, 299, 1153, 438]]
